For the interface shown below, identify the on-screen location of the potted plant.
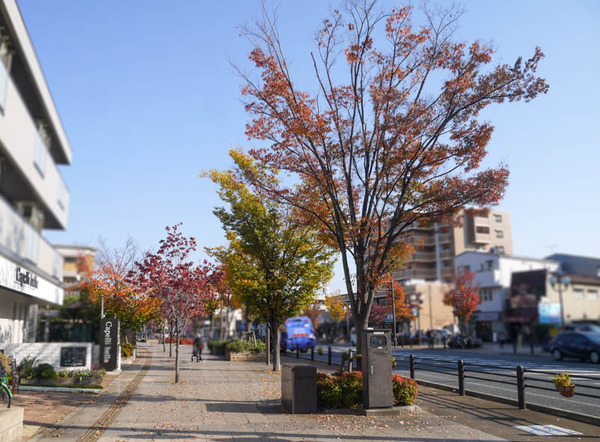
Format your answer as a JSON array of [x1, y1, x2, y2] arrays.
[[392, 356, 397, 369], [553, 371, 575, 397]]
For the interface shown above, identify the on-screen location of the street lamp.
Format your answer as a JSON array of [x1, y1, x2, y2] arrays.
[[409, 293, 425, 344], [549, 271, 571, 328]]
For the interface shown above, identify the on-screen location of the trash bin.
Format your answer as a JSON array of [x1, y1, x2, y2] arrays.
[[281, 365, 317, 413]]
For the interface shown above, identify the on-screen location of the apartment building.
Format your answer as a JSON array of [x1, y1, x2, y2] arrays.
[[55, 245, 96, 287], [454, 252, 560, 340], [396, 209, 513, 283], [0, 0, 71, 343]]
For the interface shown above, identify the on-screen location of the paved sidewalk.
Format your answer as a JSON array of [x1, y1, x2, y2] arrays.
[[29, 343, 599, 441]]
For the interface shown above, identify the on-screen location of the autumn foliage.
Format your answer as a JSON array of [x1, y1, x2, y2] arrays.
[[444, 270, 480, 333], [237, 1, 547, 350]]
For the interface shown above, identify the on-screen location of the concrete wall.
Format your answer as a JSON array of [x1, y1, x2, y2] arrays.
[[0, 408, 23, 442], [0, 342, 93, 370]]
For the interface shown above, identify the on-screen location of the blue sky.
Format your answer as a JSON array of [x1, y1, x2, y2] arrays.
[[18, 0, 600, 292]]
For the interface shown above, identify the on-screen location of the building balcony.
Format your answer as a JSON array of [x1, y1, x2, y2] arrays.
[[473, 232, 491, 244], [0, 60, 69, 229], [410, 251, 436, 262], [0, 192, 63, 283]]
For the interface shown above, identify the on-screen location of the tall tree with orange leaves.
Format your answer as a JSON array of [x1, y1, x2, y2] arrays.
[[444, 270, 480, 334], [87, 238, 161, 343], [236, 0, 548, 351]]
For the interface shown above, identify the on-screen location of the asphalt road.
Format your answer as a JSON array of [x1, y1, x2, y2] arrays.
[[287, 344, 600, 420]]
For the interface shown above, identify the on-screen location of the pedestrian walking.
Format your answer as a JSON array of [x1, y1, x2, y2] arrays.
[[193, 334, 204, 362]]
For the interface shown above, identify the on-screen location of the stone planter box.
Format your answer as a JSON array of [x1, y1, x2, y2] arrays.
[[21, 376, 103, 387], [121, 347, 137, 365], [227, 351, 265, 362]]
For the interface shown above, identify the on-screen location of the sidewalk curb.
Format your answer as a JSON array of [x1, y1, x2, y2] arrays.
[[415, 378, 600, 427]]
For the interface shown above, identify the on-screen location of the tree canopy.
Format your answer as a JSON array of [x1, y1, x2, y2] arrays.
[[237, 0, 547, 350], [206, 150, 335, 371]]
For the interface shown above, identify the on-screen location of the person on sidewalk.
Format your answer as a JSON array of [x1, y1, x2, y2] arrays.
[[193, 334, 204, 362]]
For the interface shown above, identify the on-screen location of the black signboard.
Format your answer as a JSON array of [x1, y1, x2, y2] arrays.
[[100, 318, 120, 371], [60, 347, 87, 367]]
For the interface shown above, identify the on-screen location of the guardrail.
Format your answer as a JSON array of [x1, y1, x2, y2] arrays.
[[284, 348, 600, 426]]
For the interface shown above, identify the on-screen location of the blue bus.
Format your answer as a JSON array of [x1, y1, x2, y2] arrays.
[[282, 316, 316, 353]]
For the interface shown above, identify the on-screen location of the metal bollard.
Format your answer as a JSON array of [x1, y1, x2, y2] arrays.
[[328, 346, 332, 365], [296, 347, 300, 359], [458, 360, 465, 396], [517, 365, 526, 409], [311, 346, 314, 361], [349, 350, 353, 372], [409, 354, 415, 379]]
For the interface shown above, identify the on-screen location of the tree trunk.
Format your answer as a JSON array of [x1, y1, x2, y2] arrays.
[[169, 320, 173, 358], [272, 321, 281, 371], [175, 318, 180, 383], [162, 321, 167, 352], [354, 309, 369, 360]]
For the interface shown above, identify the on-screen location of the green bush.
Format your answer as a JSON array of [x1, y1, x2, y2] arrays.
[[121, 343, 136, 358], [316, 372, 342, 408], [18, 356, 38, 379], [315, 371, 418, 408], [225, 339, 267, 354], [225, 339, 245, 353], [338, 371, 363, 408], [34, 363, 58, 380], [57, 369, 106, 383], [392, 375, 418, 406]]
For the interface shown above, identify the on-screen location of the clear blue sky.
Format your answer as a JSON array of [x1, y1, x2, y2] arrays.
[[18, 0, 600, 292]]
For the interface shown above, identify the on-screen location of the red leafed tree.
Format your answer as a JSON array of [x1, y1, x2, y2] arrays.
[[133, 224, 223, 383], [237, 1, 547, 351], [368, 303, 388, 328], [444, 270, 480, 334]]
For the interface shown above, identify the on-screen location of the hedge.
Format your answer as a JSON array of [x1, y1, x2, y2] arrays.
[[316, 371, 418, 409]]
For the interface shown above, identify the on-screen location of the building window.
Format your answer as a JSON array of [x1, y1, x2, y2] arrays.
[[0, 60, 7, 111], [495, 246, 505, 254], [588, 290, 599, 301], [494, 214, 502, 223], [495, 230, 504, 238], [34, 132, 47, 177], [574, 289, 584, 300], [486, 260, 494, 271], [480, 289, 493, 302]]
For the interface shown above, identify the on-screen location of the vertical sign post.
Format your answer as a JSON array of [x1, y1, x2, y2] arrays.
[[100, 318, 120, 371]]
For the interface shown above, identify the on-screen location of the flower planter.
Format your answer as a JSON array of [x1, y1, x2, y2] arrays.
[[21, 376, 102, 387], [559, 384, 575, 397]]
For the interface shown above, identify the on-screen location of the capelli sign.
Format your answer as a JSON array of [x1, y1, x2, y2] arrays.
[[15, 267, 38, 289]]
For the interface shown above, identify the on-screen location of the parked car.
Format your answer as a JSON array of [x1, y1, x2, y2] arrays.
[[563, 323, 600, 334], [549, 332, 600, 363], [447, 334, 482, 349]]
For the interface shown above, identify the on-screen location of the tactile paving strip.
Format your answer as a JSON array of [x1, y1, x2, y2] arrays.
[[76, 352, 152, 442]]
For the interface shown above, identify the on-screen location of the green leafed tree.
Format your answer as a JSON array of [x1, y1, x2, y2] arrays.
[[206, 150, 335, 371]]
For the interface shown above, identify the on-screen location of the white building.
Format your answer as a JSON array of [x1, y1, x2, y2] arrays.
[[0, 0, 71, 344], [454, 252, 559, 339]]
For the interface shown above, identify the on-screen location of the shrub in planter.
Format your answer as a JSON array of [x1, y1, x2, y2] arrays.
[[34, 363, 58, 380], [121, 343, 136, 358], [17, 356, 38, 380], [316, 371, 419, 408], [392, 375, 418, 406], [316, 372, 343, 409], [225, 339, 245, 353], [338, 371, 363, 408]]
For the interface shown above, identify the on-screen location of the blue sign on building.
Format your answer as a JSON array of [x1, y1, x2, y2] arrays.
[[538, 303, 561, 324]]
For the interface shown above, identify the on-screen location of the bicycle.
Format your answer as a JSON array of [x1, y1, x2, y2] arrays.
[[0, 373, 12, 408]]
